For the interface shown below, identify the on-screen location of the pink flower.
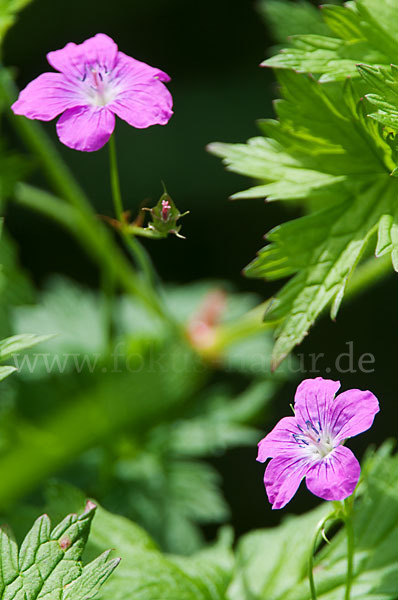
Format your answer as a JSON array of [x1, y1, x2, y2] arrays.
[[257, 377, 379, 509], [11, 33, 173, 152]]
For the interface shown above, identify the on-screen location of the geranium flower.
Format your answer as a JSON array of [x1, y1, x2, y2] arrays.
[[257, 377, 379, 509], [11, 33, 173, 152]]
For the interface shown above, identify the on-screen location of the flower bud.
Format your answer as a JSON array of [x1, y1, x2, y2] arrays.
[[144, 184, 189, 238]]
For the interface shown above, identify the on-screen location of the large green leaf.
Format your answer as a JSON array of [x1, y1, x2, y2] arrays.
[[0, 503, 119, 600], [227, 443, 398, 600], [263, 0, 398, 82], [44, 490, 234, 600], [89, 506, 234, 600], [209, 71, 398, 368]]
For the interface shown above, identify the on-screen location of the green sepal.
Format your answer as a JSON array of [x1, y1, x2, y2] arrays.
[[144, 184, 189, 239]]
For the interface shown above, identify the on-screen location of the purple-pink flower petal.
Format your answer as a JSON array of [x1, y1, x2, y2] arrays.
[[11, 73, 82, 121], [47, 33, 119, 79], [56, 106, 115, 152], [257, 416, 301, 461], [11, 33, 173, 151], [108, 79, 173, 129], [112, 51, 171, 84], [264, 455, 311, 510], [305, 446, 360, 501], [329, 389, 380, 444], [294, 377, 341, 432], [257, 377, 379, 509]]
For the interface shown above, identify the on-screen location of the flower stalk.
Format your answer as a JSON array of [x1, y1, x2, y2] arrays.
[[343, 499, 355, 600], [308, 498, 355, 600], [107, 134, 161, 291]]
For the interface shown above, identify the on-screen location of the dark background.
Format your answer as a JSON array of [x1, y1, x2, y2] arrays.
[[3, 0, 397, 536]]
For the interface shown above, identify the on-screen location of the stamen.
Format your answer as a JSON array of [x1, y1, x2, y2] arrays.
[[293, 433, 309, 446], [306, 420, 319, 435]]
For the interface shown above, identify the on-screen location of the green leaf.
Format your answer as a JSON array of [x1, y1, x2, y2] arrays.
[[0, 338, 202, 512], [359, 63, 398, 131], [0, 333, 53, 362], [246, 181, 398, 368], [0, 503, 119, 599], [376, 213, 398, 270], [0, 334, 53, 381], [0, 0, 33, 48], [0, 365, 16, 381], [258, 0, 330, 44], [84, 505, 234, 600], [228, 503, 330, 600], [0, 148, 29, 206], [210, 71, 398, 367], [228, 443, 398, 600], [262, 0, 398, 82], [0, 228, 35, 323], [12, 277, 108, 363]]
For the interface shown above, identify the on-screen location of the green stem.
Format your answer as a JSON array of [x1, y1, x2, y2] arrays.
[[127, 225, 164, 239], [108, 135, 124, 222], [308, 513, 336, 600], [123, 235, 159, 289], [344, 511, 355, 600], [101, 267, 116, 350], [0, 69, 92, 214], [13, 183, 165, 318], [107, 134, 161, 292]]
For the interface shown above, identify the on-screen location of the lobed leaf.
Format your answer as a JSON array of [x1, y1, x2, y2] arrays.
[[210, 69, 398, 368], [359, 63, 398, 131], [263, 0, 398, 82], [0, 503, 119, 600], [85, 505, 234, 600]]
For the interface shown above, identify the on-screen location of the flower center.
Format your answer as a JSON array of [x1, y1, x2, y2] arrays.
[[292, 420, 334, 458], [80, 63, 117, 107]]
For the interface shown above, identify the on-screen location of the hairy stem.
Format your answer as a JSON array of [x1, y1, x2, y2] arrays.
[[308, 513, 336, 600], [344, 504, 355, 600], [107, 134, 161, 291]]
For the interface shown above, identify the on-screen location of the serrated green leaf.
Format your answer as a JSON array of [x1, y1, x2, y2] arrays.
[[0, 334, 53, 381], [376, 212, 398, 271], [0, 334, 54, 362], [246, 179, 397, 368], [228, 443, 398, 600], [0, 504, 119, 600], [262, 0, 398, 82], [210, 67, 398, 367], [359, 63, 398, 131]]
